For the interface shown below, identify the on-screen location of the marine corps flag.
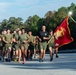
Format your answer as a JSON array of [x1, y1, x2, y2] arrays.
[[54, 16, 74, 49]]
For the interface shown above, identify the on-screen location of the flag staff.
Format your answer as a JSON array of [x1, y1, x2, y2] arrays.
[[68, 11, 76, 23]]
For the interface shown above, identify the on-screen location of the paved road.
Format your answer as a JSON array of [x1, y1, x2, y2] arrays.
[[0, 53, 76, 75]]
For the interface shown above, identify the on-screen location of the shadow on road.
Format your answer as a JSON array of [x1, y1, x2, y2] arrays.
[[0, 53, 76, 70]]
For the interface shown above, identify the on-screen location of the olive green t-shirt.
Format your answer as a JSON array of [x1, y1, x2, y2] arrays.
[[4, 34, 12, 43], [19, 33, 29, 43], [0, 34, 2, 39], [13, 33, 19, 41], [0, 34, 3, 47], [29, 35, 34, 43], [48, 35, 55, 44]]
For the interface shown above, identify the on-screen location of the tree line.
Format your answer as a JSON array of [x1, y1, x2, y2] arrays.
[[0, 3, 76, 50]]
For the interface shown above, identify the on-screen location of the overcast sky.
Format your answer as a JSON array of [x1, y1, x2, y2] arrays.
[[0, 0, 76, 22]]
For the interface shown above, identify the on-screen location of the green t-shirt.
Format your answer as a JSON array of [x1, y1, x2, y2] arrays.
[[48, 35, 55, 44], [0, 34, 2, 39], [20, 33, 29, 43], [13, 33, 19, 41], [29, 35, 34, 43], [4, 34, 12, 43], [0, 34, 3, 46]]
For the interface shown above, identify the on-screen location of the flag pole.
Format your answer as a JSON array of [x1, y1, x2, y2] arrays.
[[47, 35, 54, 45], [69, 16, 76, 23], [68, 11, 76, 23]]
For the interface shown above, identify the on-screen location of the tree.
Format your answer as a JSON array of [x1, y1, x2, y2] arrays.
[[16, 17, 23, 25], [24, 15, 40, 35], [0, 19, 8, 31], [44, 11, 54, 26]]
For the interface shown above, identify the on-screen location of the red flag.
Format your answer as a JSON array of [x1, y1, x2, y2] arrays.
[[54, 16, 74, 49]]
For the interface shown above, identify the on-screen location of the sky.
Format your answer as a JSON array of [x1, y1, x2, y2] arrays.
[[0, 0, 76, 22]]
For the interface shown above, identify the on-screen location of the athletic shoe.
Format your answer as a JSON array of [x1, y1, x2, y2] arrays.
[[18, 59, 21, 63], [22, 58, 26, 64], [50, 57, 53, 61], [22, 61, 24, 64], [14, 58, 17, 62], [56, 55, 59, 58], [39, 58, 43, 62]]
